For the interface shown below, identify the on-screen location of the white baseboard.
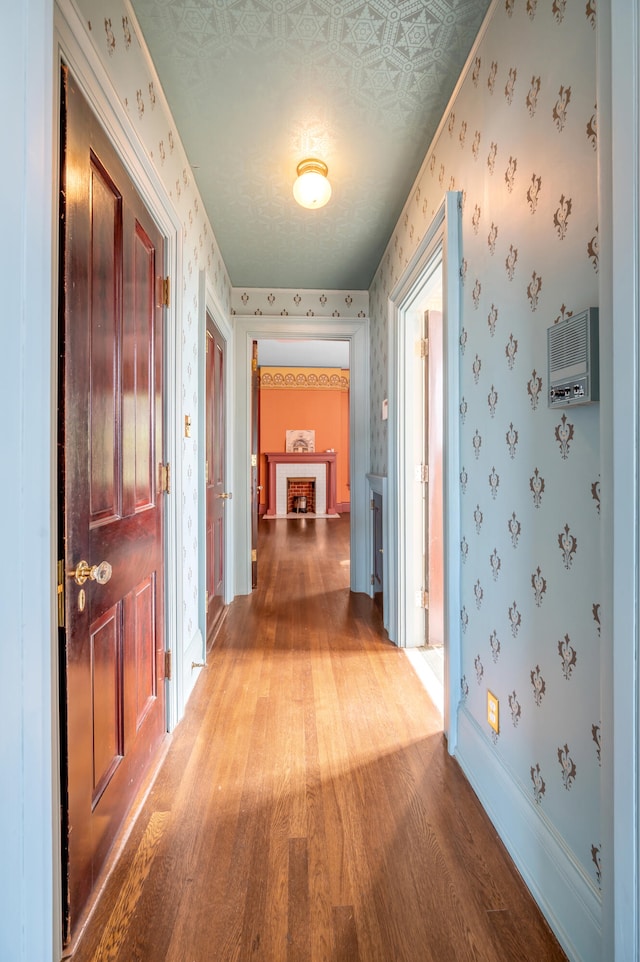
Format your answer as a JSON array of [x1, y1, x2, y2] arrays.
[[455, 707, 601, 962]]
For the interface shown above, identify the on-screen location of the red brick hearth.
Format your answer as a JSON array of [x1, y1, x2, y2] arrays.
[[287, 478, 316, 513]]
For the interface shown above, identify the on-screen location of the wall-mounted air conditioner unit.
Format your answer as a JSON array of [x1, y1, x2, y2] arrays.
[[547, 307, 599, 408]]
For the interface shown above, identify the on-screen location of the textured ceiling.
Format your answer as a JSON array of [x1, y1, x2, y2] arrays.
[[130, 0, 491, 290]]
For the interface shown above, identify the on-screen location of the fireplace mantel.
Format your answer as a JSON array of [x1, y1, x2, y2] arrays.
[[264, 451, 338, 516]]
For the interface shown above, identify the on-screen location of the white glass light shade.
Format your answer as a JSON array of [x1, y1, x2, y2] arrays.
[[293, 159, 332, 210]]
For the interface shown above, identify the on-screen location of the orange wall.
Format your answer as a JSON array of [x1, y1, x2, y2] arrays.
[[259, 368, 350, 509]]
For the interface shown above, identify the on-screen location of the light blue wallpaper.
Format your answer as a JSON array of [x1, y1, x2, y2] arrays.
[[369, 0, 601, 890]]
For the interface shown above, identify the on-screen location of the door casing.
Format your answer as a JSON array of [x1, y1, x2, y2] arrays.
[[232, 316, 370, 597], [198, 271, 234, 664], [53, 7, 185, 952], [387, 192, 462, 751]]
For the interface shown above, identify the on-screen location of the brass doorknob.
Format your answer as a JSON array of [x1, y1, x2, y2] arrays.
[[217, 492, 233, 500], [68, 559, 113, 586]]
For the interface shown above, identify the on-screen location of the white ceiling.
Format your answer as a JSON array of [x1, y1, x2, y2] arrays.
[[257, 337, 349, 367], [130, 0, 491, 290]]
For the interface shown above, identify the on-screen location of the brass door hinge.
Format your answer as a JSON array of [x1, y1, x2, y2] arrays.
[[370, 498, 375, 510], [370, 574, 375, 586], [417, 590, 429, 609], [251, 356, 258, 373], [164, 650, 172, 680], [416, 337, 429, 358], [419, 464, 429, 483], [57, 559, 65, 628], [251, 549, 257, 562], [159, 462, 171, 494], [161, 276, 170, 307]]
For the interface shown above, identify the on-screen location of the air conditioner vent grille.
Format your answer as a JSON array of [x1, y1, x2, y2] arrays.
[[548, 317, 588, 373], [547, 308, 599, 408]]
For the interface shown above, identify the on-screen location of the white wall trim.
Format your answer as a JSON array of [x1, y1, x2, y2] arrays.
[[207, 276, 236, 608], [387, 193, 462, 749], [232, 315, 370, 596], [442, 193, 463, 755], [596, 4, 615, 960], [456, 707, 602, 962], [1, 2, 56, 960], [610, 0, 640, 958]]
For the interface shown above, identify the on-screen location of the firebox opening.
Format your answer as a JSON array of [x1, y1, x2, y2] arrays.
[[287, 477, 316, 514]]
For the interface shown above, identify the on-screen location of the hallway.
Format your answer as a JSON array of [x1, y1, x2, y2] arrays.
[[70, 517, 566, 962]]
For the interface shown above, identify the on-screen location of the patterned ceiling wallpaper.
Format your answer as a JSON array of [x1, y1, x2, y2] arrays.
[[74, 0, 233, 655], [370, 0, 601, 894], [128, 0, 492, 288]]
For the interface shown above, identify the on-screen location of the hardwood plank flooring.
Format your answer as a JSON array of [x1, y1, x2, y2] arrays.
[[70, 516, 567, 962]]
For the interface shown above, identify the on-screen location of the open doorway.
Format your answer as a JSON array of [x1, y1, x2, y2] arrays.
[[233, 316, 371, 598], [397, 261, 445, 716], [387, 193, 463, 740], [252, 337, 351, 581], [256, 339, 350, 507]]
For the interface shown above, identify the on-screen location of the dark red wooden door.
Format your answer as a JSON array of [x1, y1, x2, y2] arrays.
[[59, 68, 166, 942], [206, 316, 226, 639]]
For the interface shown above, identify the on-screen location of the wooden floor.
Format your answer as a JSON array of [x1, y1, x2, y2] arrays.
[[71, 517, 567, 962]]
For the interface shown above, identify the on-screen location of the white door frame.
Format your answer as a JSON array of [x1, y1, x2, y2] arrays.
[[52, 10, 186, 956], [197, 272, 235, 659], [387, 192, 462, 750], [232, 315, 370, 597], [610, 0, 640, 956]]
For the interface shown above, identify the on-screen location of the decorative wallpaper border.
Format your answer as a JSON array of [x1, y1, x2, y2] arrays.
[[259, 367, 349, 392], [231, 288, 368, 318]]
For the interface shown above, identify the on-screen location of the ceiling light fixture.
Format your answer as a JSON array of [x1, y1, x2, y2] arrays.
[[293, 158, 332, 210]]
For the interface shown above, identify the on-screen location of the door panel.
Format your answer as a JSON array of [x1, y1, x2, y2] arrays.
[[91, 606, 122, 804], [206, 317, 226, 638], [89, 155, 119, 523], [60, 68, 166, 942]]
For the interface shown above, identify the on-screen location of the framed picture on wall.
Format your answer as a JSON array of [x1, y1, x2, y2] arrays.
[[286, 429, 315, 453]]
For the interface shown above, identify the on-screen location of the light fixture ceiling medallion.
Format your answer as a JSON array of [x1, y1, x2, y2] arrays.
[[293, 158, 332, 210]]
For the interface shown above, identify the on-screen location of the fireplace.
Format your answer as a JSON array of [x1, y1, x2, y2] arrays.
[[264, 452, 338, 517], [287, 478, 316, 514]]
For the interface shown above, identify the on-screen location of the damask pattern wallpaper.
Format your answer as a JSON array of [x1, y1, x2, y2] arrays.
[[230, 287, 368, 318], [369, 0, 601, 890], [75, 0, 233, 653], [72, 0, 602, 911]]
